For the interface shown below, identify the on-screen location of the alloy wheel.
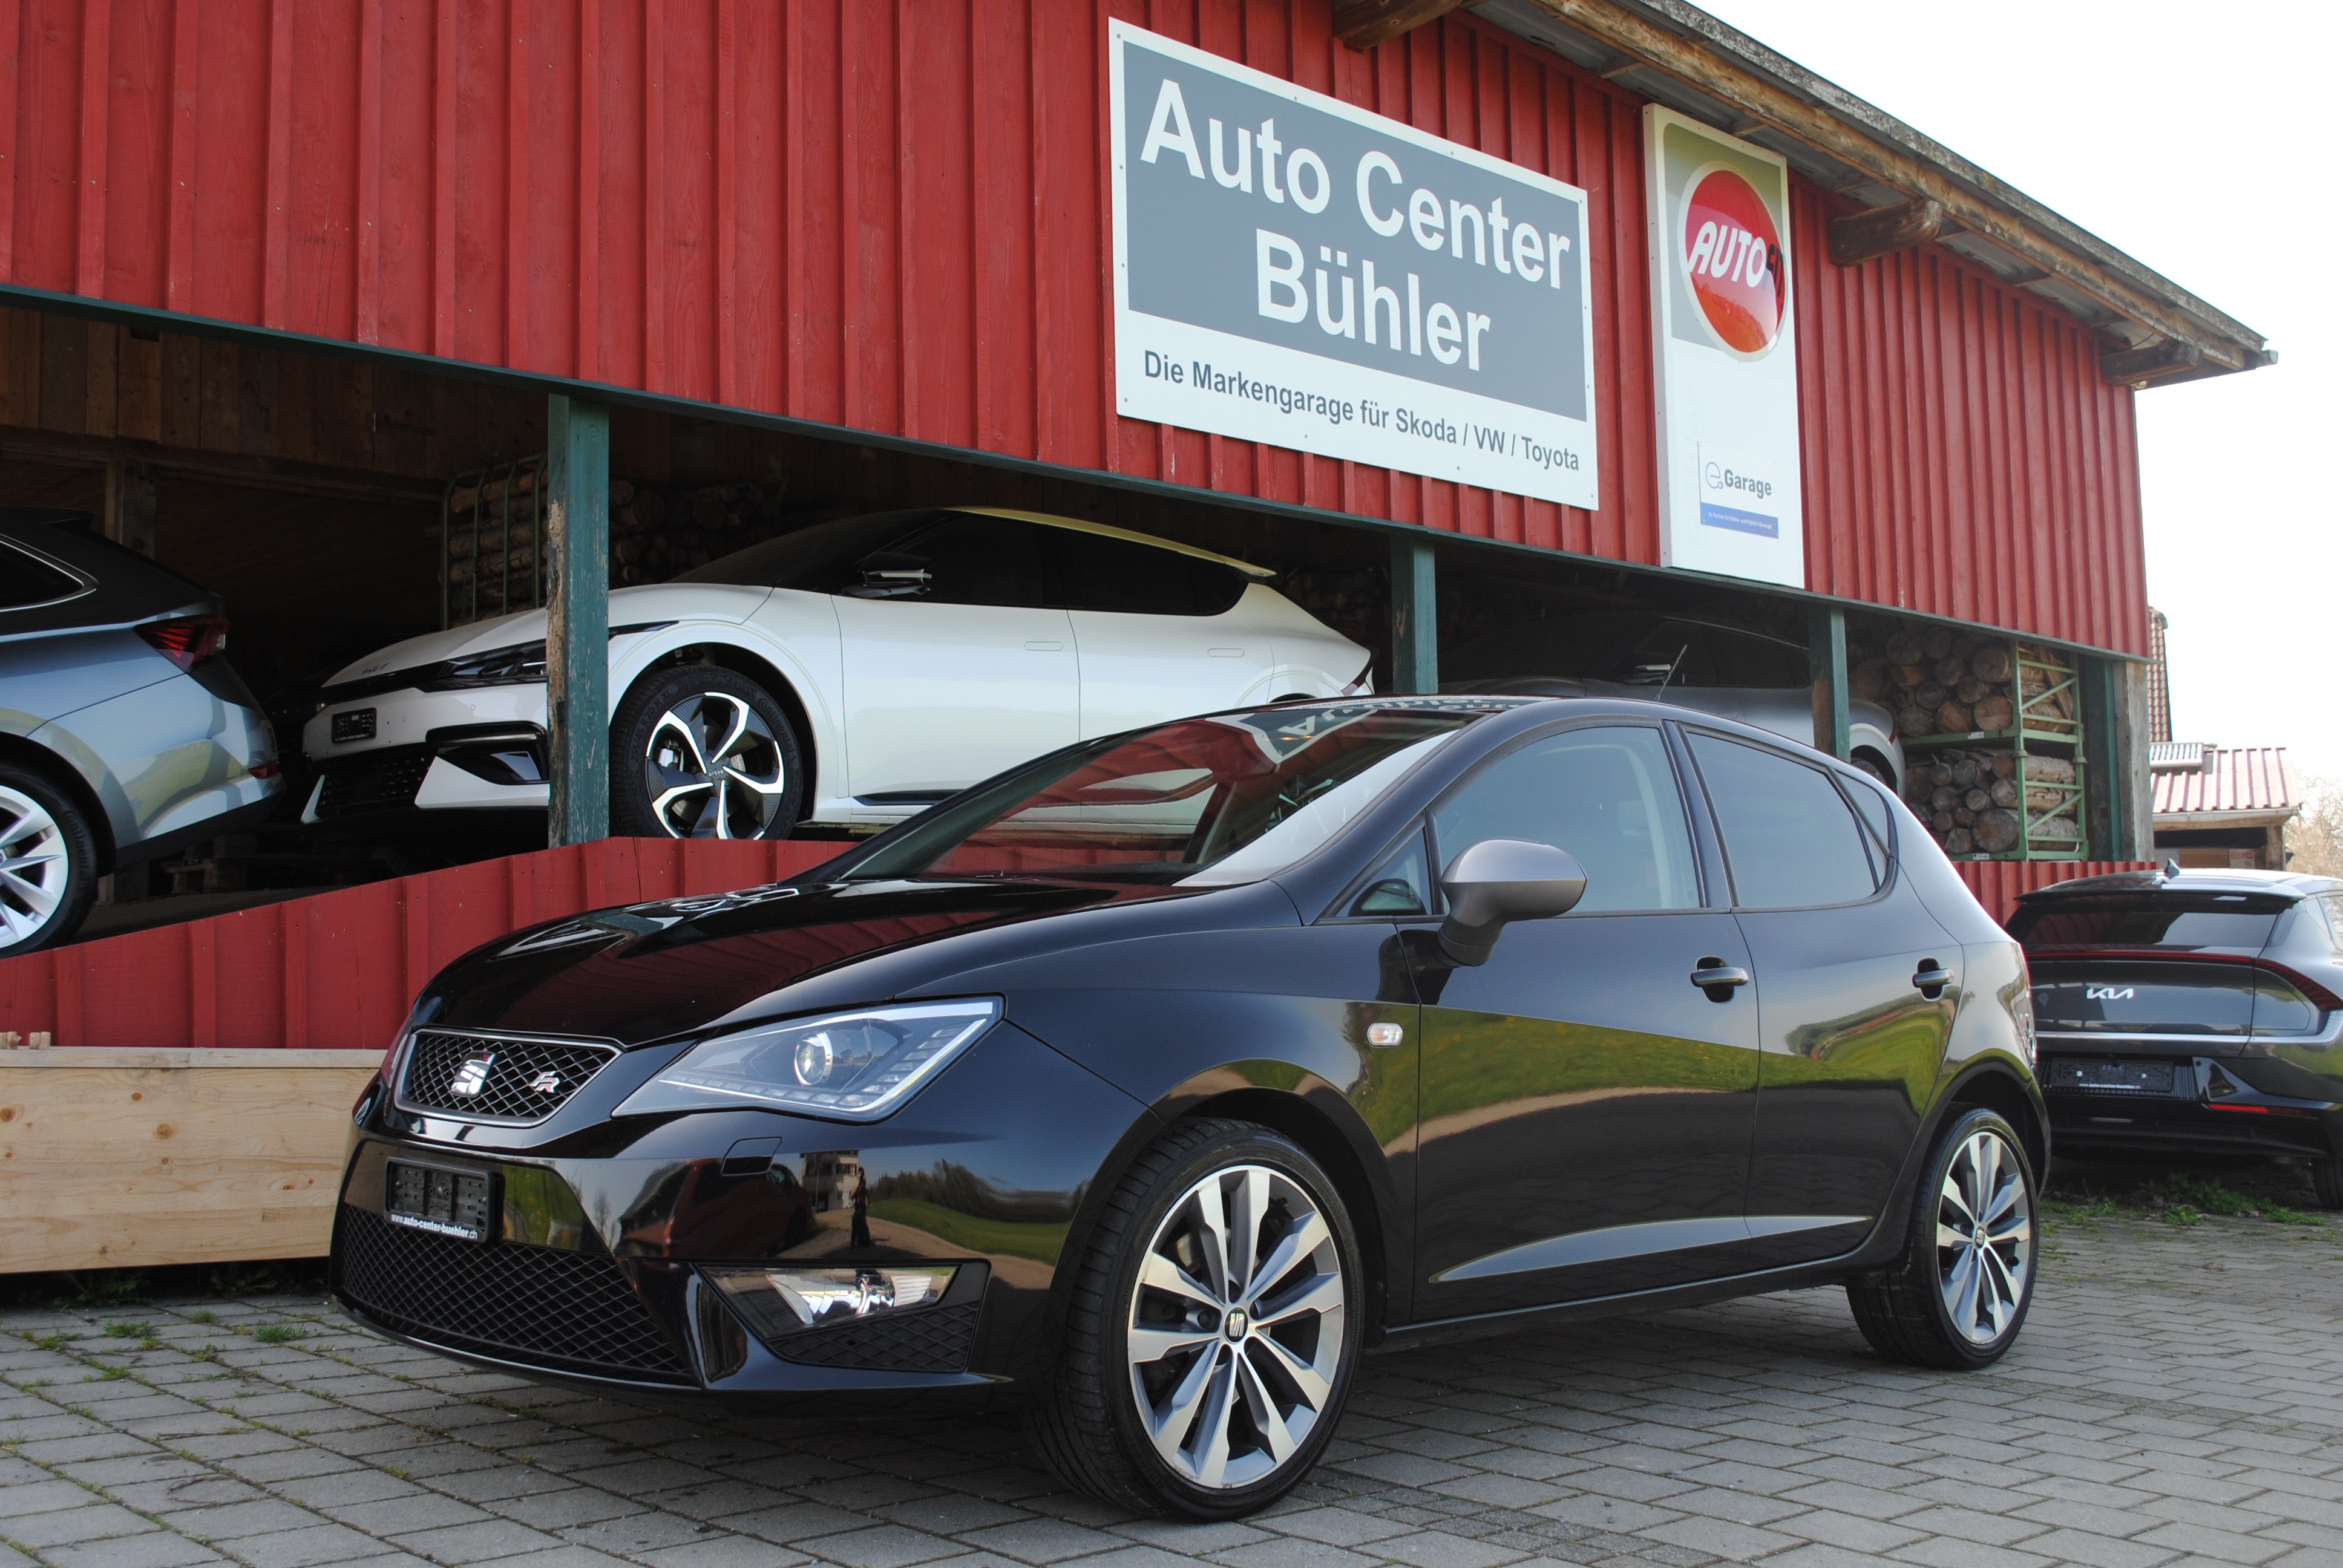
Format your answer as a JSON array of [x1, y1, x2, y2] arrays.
[[642, 691, 789, 838], [1936, 1127, 2032, 1345], [0, 785, 68, 947], [1125, 1164, 1347, 1492]]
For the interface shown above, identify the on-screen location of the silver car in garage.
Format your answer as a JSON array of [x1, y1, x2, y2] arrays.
[[0, 509, 281, 953]]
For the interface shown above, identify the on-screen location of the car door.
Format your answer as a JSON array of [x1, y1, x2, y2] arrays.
[[830, 513, 1079, 806], [1409, 721, 1763, 1319], [1041, 526, 1275, 737], [1682, 731, 1961, 1268]]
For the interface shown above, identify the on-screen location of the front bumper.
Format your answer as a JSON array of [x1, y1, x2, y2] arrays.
[[329, 1022, 1150, 1404], [303, 687, 550, 821]]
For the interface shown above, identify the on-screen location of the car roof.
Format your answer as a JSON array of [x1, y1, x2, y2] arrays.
[[953, 507, 1276, 578], [2017, 866, 2343, 903]]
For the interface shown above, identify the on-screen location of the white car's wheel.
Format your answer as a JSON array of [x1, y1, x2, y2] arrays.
[[0, 766, 98, 955], [609, 667, 804, 840]]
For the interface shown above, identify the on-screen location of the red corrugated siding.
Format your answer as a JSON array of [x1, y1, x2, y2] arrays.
[[1, 0, 2143, 652], [1955, 860, 2155, 926], [0, 837, 839, 1050]]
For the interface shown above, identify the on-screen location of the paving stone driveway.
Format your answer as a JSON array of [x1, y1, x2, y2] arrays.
[[5, 1208, 2340, 1568]]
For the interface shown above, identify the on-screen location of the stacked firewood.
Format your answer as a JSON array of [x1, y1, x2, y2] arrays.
[[610, 480, 789, 585], [1901, 747, 2079, 857], [1850, 627, 2016, 739], [442, 467, 540, 596]]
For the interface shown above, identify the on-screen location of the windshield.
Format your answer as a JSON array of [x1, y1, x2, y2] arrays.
[[841, 704, 1499, 884], [673, 511, 935, 590]]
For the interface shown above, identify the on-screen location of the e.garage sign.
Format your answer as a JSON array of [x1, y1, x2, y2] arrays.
[[1109, 22, 1599, 509]]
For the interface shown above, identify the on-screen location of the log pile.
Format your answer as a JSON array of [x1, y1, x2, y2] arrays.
[[609, 480, 791, 586], [1849, 627, 2017, 739], [444, 473, 790, 623], [1901, 746, 2079, 857]]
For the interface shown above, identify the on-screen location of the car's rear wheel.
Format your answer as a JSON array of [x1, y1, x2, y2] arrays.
[[0, 766, 97, 956], [609, 666, 804, 840], [2312, 1159, 2343, 1212], [1847, 1106, 2036, 1370], [1027, 1119, 1360, 1519]]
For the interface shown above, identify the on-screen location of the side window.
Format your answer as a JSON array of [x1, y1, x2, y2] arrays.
[[893, 515, 1047, 609], [1688, 733, 1878, 908], [1044, 528, 1247, 616], [0, 541, 85, 610], [1430, 725, 1700, 913], [1844, 774, 1896, 873], [2320, 895, 2343, 958], [1343, 829, 1433, 917]]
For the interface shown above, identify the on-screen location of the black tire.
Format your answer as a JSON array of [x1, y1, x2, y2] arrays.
[[2312, 1159, 2343, 1212], [0, 762, 99, 956], [1852, 750, 1896, 791], [609, 665, 804, 840], [1847, 1106, 2037, 1370], [1026, 1119, 1362, 1519]]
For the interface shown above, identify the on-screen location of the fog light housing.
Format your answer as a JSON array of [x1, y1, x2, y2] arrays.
[[704, 1264, 963, 1343]]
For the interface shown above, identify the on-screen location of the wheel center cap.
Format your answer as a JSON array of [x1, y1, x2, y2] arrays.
[[1223, 1308, 1250, 1340]]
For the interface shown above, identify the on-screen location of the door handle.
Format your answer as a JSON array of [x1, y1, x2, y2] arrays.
[[1024, 641, 1064, 652], [1689, 959, 1749, 1002], [1912, 961, 1952, 1000]]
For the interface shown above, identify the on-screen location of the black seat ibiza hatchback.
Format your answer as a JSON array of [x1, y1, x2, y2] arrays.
[[334, 696, 2044, 1517]]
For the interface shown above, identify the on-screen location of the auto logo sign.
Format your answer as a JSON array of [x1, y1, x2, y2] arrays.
[[1680, 166, 1784, 357], [449, 1054, 496, 1097]]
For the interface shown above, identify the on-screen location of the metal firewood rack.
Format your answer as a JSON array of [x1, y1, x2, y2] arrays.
[[441, 455, 548, 629], [1901, 638, 2088, 861]]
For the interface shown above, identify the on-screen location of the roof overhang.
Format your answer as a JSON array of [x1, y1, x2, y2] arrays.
[[1340, 0, 2271, 387], [2152, 808, 2301, 831]]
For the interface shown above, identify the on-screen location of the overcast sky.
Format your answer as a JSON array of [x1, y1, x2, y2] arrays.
[[1694, 0, 2341, 781]]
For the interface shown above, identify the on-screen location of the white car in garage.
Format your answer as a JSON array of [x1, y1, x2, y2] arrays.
[[300, 507, 1372, 839]]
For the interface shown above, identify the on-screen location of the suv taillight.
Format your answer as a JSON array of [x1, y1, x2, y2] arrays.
[[138, 615, 229, 671]]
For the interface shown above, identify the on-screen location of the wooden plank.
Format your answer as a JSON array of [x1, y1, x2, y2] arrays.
[[1332, 0, 1468, 53], [117, 328, 162, 442], [0, 1052, 379, 1273]]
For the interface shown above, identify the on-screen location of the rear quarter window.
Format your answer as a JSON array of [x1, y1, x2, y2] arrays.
[[0, 540, 87, 609]]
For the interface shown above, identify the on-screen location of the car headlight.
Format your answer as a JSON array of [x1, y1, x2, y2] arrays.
[[422, 640, 548, 690], [614, 998, 1002, 1122]]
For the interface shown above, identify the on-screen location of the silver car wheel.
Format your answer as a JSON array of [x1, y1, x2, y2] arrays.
[[1126, 1163, 1347, 1492], [642, 692, 788, 839], [1937, 1127, 2032, 1345], [0, 785, 68, 946]]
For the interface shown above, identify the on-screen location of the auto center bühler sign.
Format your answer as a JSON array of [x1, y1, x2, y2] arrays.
[[1643, 106, 1805, 587], [1109, 22, 1599, 509]]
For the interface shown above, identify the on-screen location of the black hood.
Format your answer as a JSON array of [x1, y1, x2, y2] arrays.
[[409, 877, 1188, 1045]]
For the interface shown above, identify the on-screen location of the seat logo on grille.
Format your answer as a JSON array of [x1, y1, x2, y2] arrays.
[[449, 1054, 497, 1097], [528, 1071, 562, 1094]]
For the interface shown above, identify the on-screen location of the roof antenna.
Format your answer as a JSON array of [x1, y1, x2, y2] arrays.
[[1660, 642, 1689, 690], [2163, 857, 2182, 880]]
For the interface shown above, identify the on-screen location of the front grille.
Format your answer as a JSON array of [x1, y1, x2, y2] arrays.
[[773, 1302, 980, 1373], [335, 1206, 689, 1382], [2044, 1057, 2187, 1096], [399, 1030, 617, 1122], [314, 746, 433, 817]]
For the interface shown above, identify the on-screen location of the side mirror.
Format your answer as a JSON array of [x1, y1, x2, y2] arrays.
[[846, 552, 933, 598], [1438, 838, 1588, 965]]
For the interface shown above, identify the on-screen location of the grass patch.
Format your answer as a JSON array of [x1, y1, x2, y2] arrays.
[[31, 1332, 77, 1351], [185, 1310, 217, 1326], [251, 1325, 307, 1345], [187, 1345, 220, 1363], [2264, 1204, 2325, 1227]]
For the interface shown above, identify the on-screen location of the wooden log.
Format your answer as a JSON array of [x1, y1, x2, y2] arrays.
[[1891, 661, 1928, 689], [2025, 755, 2077, 784], [1970, 645, 2013, 682], [1930, 785, 1961, 814], [1936, 700, 1974, 733], [1965, 788, 1993, 813], [1945, 828, 1974, 855], [1989, 751, 2017, 780], [0, 1048, 380, 1273], [1932, 811, 1956, 832], [1884, 631, 1924, 665], [1921, 627, 1953, 660], [1913, 682, 1948, 711], [1933, 656, 1968, 687], [1956, 676, 1988, 705], [1991, 777, 2020, 808], [1974, 809, 2020, 853], [1852, 657, 1892, 702], [2028, 814, 2080, 842], [1899, 704, 1936, 737], [1971, 694, 2014, 731]]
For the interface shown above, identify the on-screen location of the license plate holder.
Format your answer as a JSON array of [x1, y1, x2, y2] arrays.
[[385, 1160, 496, 1242], [332, 708, 378, 743], [2050, 1057, 2177, 1095]]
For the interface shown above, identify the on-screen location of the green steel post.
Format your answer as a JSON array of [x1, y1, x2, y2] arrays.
[[1391, 534, 1438, 696], [1810, 604, 1850, 760], [545, 396, 611, 846]]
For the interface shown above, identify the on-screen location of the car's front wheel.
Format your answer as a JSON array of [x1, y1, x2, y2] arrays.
[[0, 765, 97, 956], [609, 666, 805, 840], [1029, 1119, 1361, 1518], [1847, 1106, 2037, 1369], [2312, 1158, 2343, 1212]]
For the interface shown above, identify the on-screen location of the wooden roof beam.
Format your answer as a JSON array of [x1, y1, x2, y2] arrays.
[[1828, 198, 1953, 267], [1335, 0, 1472, 50], [1521, 0, 2261, 374]]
